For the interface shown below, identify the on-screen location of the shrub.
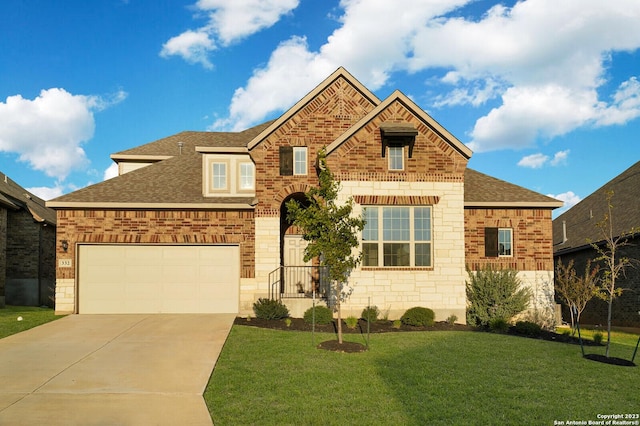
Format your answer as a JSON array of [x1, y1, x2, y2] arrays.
[[361, 306, 380, 323], [466, 265, 532, 327], [489, 318, 510, 333], [284, 318, 292, 328], [392, 320, 402, 329], [253, 298, 289, 320], [303, 305, 333, 325], [446, 314, 458, 325], [345, 316, 359, 329], [593, 331, 604, 345], [400, 307, 435, 327], [513, 321, 542, 337]]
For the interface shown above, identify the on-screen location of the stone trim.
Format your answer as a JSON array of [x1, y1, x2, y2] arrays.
[[335, 172, 464, 182]]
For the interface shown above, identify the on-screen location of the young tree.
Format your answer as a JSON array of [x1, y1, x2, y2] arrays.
[[286, 148, 365, 344], [590, 190, 636, 358], [554, 259, 599, 335]]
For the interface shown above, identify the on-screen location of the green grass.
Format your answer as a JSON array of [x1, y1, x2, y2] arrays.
[[206, 326, 640, 425], [557, 325, 640, 347], [0, 305, 61, 339]]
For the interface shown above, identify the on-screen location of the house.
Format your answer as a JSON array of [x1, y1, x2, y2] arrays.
[[0, 172, 56, 308], [47, 67, 562, 323], [553, 161, 640, 328]]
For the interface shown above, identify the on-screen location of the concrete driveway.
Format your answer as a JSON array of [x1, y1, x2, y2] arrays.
[[0, 314, 235, 425]]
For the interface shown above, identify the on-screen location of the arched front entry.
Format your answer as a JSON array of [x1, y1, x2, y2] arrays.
[[277, 193, 328, 298]]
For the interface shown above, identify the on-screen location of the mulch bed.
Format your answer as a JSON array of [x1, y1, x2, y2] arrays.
[[233, 317, 604, 352]]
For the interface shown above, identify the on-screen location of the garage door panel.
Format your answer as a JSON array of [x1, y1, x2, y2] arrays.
[[78, 245, 239, 314]]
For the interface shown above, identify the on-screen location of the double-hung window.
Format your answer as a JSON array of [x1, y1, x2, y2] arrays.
[[362, 206, 432, 267], [388, 146, 404, 170], [238, 162, 255, 190], [293, 147, 307, 175], [212, 162, 227, 190], [484, 227, 513, 257]]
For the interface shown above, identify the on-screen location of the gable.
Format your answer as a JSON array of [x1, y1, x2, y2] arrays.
[[325, 92, 471, 180]]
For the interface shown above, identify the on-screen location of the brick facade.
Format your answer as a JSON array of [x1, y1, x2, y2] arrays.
[[464, 208, 554, 271], [54, 209, 255, 313], [3, 208, 55, 306], [555, 240, 640, 327]]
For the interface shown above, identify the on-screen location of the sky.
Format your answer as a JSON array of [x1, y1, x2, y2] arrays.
[[1, 0, 639, 217]]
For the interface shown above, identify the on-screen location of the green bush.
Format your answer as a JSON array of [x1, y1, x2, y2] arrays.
[[252, 298, 290, 320], [513, 321, 542, 337], [593, 331, 604, 345], [361, 305, 380, 323], [446, 314, 458, 325], [400, 307, 435, 327], [345, 316, 359, 329], [303, 305, 333, 325], [466, 265, 532, 327], [489, 318, 510, 333], [392, 319, 402, 329]]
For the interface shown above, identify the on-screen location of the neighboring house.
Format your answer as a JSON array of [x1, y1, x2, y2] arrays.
[[553, 161, 640, 328], [48, 67, 561, 323], [0, 172, 56, 308]]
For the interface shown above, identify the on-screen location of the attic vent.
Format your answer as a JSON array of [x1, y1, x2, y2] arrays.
[[178, 141, 184, 155], [380, 123, 418, 158]]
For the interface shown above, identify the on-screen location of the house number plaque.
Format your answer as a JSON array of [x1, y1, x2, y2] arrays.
[[58, 259, 72, 268]]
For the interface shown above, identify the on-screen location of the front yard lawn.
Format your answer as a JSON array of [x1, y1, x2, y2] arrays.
[[0, 305, 61, 339], [206, 326, 639, 425]]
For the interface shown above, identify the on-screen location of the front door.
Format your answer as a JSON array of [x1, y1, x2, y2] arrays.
[[283, 235, 311, 295]]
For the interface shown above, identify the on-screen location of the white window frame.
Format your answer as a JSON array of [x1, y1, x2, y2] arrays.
[[362, 206, 432, 267], [498, 228, 513, 257], [293, 147, 307, 175], [238, 162, 255, 191], [388, 146, 404, 171], [211, 161, 228, 191]]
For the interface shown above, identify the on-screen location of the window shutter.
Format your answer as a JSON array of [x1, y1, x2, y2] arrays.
[[279, 146, 293, 176], [484, 227, 499, 257]]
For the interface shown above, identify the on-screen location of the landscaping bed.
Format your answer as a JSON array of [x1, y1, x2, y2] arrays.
[[233, 316, 599, 345]]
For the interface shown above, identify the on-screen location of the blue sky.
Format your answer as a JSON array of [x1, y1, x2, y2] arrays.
[[1, 0, 639, 217]]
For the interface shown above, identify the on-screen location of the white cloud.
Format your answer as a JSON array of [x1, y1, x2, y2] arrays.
[[518, 153, 549, 169], [103, 162, 119, 180], [518, 149, 570, 168], [160, 30, 216, 69], [548, 190, 581, 213], [26, 185, 64, 201], [213, 0, 640, 149], [550, 149, 570, 166], [0, 88, 127, 181], [161, 0, 299, 68]]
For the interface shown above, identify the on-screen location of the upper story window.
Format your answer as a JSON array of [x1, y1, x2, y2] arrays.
[[212, 162, 227, 190], [388, 146, 404, 171], [239, 162, 255, 191], [279, 146, 307, 176], [362, 206, 432, 267], [293, 147, 307, 175], [484, 227, 513, 257], [203, 154, 254, 197]]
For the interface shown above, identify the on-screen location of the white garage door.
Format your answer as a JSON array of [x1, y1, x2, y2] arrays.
[[78, 245, 240, 314]]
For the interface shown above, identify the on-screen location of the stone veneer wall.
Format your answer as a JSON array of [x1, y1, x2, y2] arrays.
[[465, 207, 557, 326], [0, 208, 6, 307], [54, 209, 255, 314]]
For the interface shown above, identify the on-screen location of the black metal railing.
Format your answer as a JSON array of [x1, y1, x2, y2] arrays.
[[269, 266, 330, 299]]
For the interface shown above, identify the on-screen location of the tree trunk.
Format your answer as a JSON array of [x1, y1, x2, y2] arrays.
[[606, 293, 613, 358]]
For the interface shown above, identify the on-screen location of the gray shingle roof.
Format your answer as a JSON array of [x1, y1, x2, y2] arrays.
[[464, 168, 562, 207], [553, 161, 640, 253], [0, 173, 56, 225], [112, 121, 274, 158]]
